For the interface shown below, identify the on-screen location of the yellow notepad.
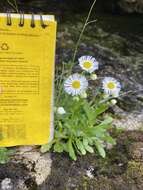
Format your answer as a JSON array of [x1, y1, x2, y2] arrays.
[[0, 13, 57, 146]]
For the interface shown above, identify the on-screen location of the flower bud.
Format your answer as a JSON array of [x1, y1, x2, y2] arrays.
[[90, 74, 97, 80], [73, 96, 80, 101], [80, 92, 87, 98], [110, 99, 117, 105], [57, 107, 66, 115]]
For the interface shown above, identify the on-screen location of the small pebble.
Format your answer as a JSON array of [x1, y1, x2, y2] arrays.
[[1, 178, 13, 190]]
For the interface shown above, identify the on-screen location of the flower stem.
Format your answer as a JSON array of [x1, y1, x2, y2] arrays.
[[7, 0, 19, 13], [72, 0, 97, 67]]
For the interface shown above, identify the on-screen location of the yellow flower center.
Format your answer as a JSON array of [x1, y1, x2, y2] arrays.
[[83, 61, 92, 69], [72, 80, 81, 89], [107, 82, 116, 89]]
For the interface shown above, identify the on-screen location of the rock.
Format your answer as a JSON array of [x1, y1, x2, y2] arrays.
[[113, 109, 143, 130], [97, 0, 143, 14], [0, 148, 52, 190], [0, 162, 34, 190], [86, 166, 94, 179], [129, 142, 143, 160], [1, 0, 143, 15], [1, 178, 13, 190], [13, 149, 52, 186], [0, 0, 93, 14], [118, 0, 143, 13]]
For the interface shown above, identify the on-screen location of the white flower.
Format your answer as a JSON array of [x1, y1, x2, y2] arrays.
[[102, 77, 121, 97], [78, 56, 99, 73], [90, 74, 97, 80], [110, 99, 117, 105], [64, 74, 88, 96], [57, 107, 66, 115]]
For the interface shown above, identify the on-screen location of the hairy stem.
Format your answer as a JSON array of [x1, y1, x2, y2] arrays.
[[71, 0, 97, 68], [7, 0, 19, 13]]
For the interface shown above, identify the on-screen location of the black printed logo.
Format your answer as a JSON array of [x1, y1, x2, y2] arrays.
[[1, 43, 9, 51]]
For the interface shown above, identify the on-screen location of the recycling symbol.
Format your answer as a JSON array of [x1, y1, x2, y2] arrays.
[[1, 43, 9, 51]]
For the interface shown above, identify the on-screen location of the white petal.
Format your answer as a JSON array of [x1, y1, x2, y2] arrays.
[[102, 77, 121, 96], [64, 74, 88, 96]]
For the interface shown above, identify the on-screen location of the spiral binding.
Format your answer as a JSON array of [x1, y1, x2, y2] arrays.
[[7, 12, 12, 26], [6, 12, 48, 28], [19, 12, 24, 27]]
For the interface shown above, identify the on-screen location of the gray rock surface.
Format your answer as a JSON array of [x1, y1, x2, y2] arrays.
[[113, 108, 143, 130], [0, 147, 52, 190], [1, 178, 13, 190], [118, 0, 143, 13], [1, 0, 143, 15]]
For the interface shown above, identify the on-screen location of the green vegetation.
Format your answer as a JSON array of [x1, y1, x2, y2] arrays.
[[0, 148, 14, 164]]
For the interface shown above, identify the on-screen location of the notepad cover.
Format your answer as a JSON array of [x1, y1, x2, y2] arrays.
[[0, 14, 56, 146]]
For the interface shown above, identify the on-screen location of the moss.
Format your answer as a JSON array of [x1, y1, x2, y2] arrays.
[[78, 176, 113, 190], [124, 161, 143, 180], [72, 160, 143, 190], [39, 131, 143, 190]]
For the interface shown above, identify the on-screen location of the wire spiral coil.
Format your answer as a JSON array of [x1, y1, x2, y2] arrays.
[[6, 12, 48, 28]]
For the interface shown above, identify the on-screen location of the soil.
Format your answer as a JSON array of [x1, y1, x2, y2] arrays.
[[39, 131, 143, 190]]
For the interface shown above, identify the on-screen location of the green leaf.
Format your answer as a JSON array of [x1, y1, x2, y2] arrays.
[[95, 141, 106, 158], [85, 127, 105, 137], [55, 130, 68, 139], [83, 101, 95, 125], [75, 139, 86, 155], [94, 117, 113, 131], [54, 143, 64, 153], [83, 138, 88, 147], [83, 102, 110, 126], [85, 145, 94, 153], [103, 135, 116, 145], [40, 141, 53, 153], [83, 137, 94, 153], [95, 104, 109, 117], [68, 139, 77, 161], [0, 147, 7, 153], [99, 116, 113, 126], [83, 101, 92, 116], [62, 143, 69, 152], [0, 148, 14, 164]]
